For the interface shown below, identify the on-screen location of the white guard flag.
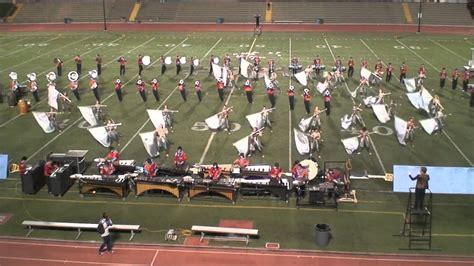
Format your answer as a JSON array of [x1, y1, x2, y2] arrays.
[[147, 109, 165, 129], [32, 112, 55, 133], [316, 82, 327, 94], [404, 78, 417, 92], [205, 114, 221, 130], [264, 74, 272, 88], [246, 112, 263, 129], [372, 104, 390, 123], [294, 128, 310, 155], [240, 58, 251, 78], [78, 106, 98, 127], [140, 131, 159, 157], [294, 71, 307, 86], [212, 63, 228, 85], [419, 118, 438, 135], [363, 96, 377, 107], [233, 136, 250, 155], [87, 126, 110, 148], [298, 116, 313, 132], [360, 67, 371, 80], [47, 84, 60, 110], [406, 88, 433, 113], [394, 116, 407, 145], [340, 114, 352, 130], [341, 136, 359, 154]]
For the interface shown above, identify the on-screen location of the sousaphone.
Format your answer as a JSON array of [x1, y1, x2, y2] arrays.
[[27, 72, 37, 81], [164, 56, 172, 65], [142, 55, 151, 66], [88, 70, 98, 79], [46, 71, 57, 82], [193, 58, 200, 67], [68, 71, 79, 82], [212, 57, 220, 64], [9, 72, 18, 80], [179, 57, 187, 65]]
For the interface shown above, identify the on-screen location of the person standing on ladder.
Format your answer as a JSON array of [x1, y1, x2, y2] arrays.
[[409, 167, 430, 211]]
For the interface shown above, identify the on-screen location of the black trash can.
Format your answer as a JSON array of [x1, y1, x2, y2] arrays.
[[315, 223, 331, 246], [315, 18, 324, 25], [64, 18, 73, 24], [217, 17, 224, 24]]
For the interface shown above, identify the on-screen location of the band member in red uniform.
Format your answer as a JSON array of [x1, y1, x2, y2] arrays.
[[150, 79, 160, 102], [439, 67, 447, 89], [374, 59, 383, 73], [190, 56, 195, 76], [361, 59, 368, 69], [224, 53, 231, 67], [266, 83, 276, 108], [89, 71, 100, 102], [114, 79, 123, 102], [105, 146, 120, 166], [178, 79, 187, 101], [244, 80, 253, 104], [269, 162, 283, 182], [268, 58, 275, 76], [194, 80, 202, 102], [74, 55, 82, 76], [143, 158, 158, 178], [451, 68, 460, 90], [137, 54, 144, 76], [160, 55, 166, 75], [323, 89, 332, 116], [43, 157, 58, 178], [303, 88, 311, 114], [207, 162, 222, 181], [136, 79, 146, 102], [462, 69, 470, 92], [19, 156, 28, 176], [347, 57, 355, 79], [254, 55, 261, 67], [176, 55, 182, 75], [174, 146, 187, 168], [96, 54, 102, 76], [233, 153, 249, 169], [100, 161, 116, 176], [55, 57, 63, 76], [118, 56, 126, 76], [417, 64, 427, 86], [314, 55, 322, 75], [385, 63, 394, 83], [69, 76, 80, 101], [27, 73, 40, 103], [287, 85, 295, 111], [399, 62, 408, 85], [216, 78, 225, 102]]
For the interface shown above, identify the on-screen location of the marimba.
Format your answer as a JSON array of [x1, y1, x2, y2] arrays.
[[185, 177, 238, 204], [71, 174, 130, 199], [134, 167, 188, 201]]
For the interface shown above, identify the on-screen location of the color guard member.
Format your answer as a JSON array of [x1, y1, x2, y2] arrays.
[[417, 64, 427, 86], [155, 124, 169, 154], [314, 55, 322, 75], [347, 56, 355, 79], [310, 106, 324, 131], [268, 58, 275, 76], [219, 105, 232, 133], [151, 79, 160, 102], [261, 106, 272, 131], [248, 127, 263, 155], [358, 127, 371, 155], [406, 117, 417, 147], [334, 56, 342, 71], [106, 119, 120, 147], [462, 69, 470, 92], [190, 56, 195, 76], [385, 63, 393, 83], [309, 128, 322, 157]]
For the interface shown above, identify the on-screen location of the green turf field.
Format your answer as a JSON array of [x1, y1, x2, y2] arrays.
[[0, 31, 473, 255]]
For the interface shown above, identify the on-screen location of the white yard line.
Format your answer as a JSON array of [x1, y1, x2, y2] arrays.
[[324, 38, 386, 174], [288, 38, 292, 169], [120, 38, 224, 153], [429, 39, 469, 62], [5, 35, 94, 72], [395, 39, 473, 166], [198, 37, 257, 164], [0, 35, 128, 128], [0, 35, 60, 59], [0, 36, 30, 47], [25, 37, 172, 163]]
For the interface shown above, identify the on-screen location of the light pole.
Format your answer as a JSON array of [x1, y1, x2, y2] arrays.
[[102, 0, 107, 31], [417, 0, 423, 33]]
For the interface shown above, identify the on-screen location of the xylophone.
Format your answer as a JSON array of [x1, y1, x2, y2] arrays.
[[184, 176, 238, 204], [134, 167, 188, 201], [71, 174, 131, 198]]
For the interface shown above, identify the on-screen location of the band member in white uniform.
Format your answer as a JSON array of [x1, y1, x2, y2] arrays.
[[163, 104, 173, 130], [310, 106, 324, 131], [358, 126, 371, 155], [375, 89, 390, 105], [106, 119, 120, 147], [155, 124, 169, 153], [430, 95, 444, 116], [261, 106, 272, 131], [351, 104, 363, 128], [309, 128, 322, 157], [405, 117, 417, 147], [248, 127, 263, 156], [219, 105, 232, 134]]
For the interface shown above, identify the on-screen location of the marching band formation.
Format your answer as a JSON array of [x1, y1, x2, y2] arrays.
[[2, 49, 472, 169]]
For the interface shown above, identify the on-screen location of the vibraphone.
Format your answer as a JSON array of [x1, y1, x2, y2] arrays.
[[235, 166, 291, 202], [71, 174, 130, 199], [134, 167, 188, 201], [185, 178, 238, 204]]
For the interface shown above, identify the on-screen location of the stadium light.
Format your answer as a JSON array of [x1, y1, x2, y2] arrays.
[[102, 0, 108, 31]]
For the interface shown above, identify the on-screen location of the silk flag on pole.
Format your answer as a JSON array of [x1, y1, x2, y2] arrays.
[[32, 112, 55, 133], [240, 58, 251, 78], [340, 114, 353, 130], [298, 116, 313, 132], [294, 71, 307, 86], [404, 78, 417, 92], [246, 112, 263, 129], [406, 88, 433, 113], [419, 118, 438, 135], [341, 136, 359, 154], [147, 110, 165, 129], [78, 106, 98, 127], [360, 67, 371, 80], [140, 131, 159, 157], [294, 128, 310, 155], [205, 114, 221, 130], [394, 116, 407, 145], [47, 84, 60, 110], [233, 136, 250, 155], [87, 126, 110, 147], [372, 104, 390, 123], [316, 82, 327, 94]]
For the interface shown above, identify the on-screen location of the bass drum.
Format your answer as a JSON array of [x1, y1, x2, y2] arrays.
[[300, 159, 318, 180]]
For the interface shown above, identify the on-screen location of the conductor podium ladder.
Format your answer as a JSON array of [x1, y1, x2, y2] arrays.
[[400, 187, 433, 250]]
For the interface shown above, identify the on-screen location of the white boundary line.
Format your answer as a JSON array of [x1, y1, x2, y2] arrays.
[[395, 39, 473, 166], [0, 35, 127, 128], [150, 249, 159, 266], [198, 37, 257, 164], [0, 256, 133, 265], [429, 39, 468, 62], [0, 241, 473, 264], [0, 36, 30, 47], [0, 35, 60, 59], [121, 38, 221, 154], [288, 38, 292, 169], [24, 37, 174, 163], [324, 38, 386, 174], [4, 35, 94, 72]]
